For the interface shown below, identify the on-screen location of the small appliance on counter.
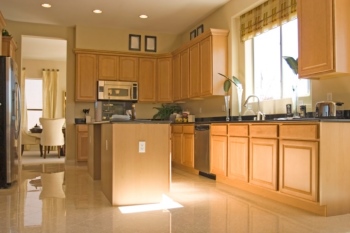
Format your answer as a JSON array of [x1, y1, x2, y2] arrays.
[[315, 101, 344, 118], [95, 101, 134, 121]]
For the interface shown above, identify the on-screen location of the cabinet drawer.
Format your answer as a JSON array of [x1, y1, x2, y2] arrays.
[[76, 124, 88, 132], [183, 125, 194, 134], [228, 124, 249, 136], [280, 124, 319, 140], [211, 124, 227, 135], [172, 125, 183, 133], [250, 124, 278, 138]]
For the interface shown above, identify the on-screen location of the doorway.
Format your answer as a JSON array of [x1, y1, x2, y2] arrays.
[[21, 36, 67, 160]]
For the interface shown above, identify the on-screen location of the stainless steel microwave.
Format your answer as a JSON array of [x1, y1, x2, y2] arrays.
[[97, 81, 138, 101]]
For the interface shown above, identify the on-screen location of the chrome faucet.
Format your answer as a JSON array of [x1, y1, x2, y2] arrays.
[[243, 95, 265, 121]]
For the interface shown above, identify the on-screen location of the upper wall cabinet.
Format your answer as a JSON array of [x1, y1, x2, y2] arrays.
[[2, 36, 17, 60], [75, 53, 97, 102], [138, 58, 157, 102], [172, 28, 228, 100], [98, 55, 119, 81], [157, 57, 173, 103], [119, 56, 138, 81], [298, 0, 350, 78]]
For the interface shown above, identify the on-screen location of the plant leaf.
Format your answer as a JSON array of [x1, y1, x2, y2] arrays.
[[223, 79, 231, 92], [283, 56, 298, 75]]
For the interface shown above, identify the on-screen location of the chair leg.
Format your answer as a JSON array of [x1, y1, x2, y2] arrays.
[[57, 146, 61, 158], [21, 145, 24, 156], [39, 145, 43, 157], [43, 146, 46, 159]]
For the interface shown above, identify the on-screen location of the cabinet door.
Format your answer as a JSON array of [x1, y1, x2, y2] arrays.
[[119, 56, 138, 81], [210, 135, 227, 176], [298, 0, 333, 77], [228, 137, 249, 182], [279, 140, 318, 201], [182, 133, 194, 168], [157, 57, 173, 102], [249, 138, 278, 190], [172, 53, 181, 101], [172, 133, 182, 164], [180, 49, 190, 99], [75, 54, 97, 102], [189, 43, 200, 98], [200, 36, 213, 96], [98, 55, 119, 80], [76, 125, 88, 161], [138, 58, 157, 102]]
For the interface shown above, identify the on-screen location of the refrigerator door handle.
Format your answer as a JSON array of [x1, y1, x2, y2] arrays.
[[14, 81, 21, 139]]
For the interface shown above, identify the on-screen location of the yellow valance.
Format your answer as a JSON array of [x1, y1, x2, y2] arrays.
[[240, 0, 297, 41]]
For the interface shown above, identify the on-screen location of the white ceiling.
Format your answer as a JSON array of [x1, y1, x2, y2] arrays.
[[2, 0, 231, 61]]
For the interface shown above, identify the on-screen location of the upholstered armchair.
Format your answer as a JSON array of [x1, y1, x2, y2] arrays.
[[21, 130, 42, 156], [39, 118, 65, 159]]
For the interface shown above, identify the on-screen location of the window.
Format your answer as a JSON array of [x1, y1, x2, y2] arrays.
[[249, 19, 309, 101], [25, 79, 43, 130]]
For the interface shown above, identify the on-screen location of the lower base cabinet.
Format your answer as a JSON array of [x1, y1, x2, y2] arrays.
[[249, 138, 278, 190], [227, 136, 249, 182], [279, 140, 319, 201], [171, 124, 194, 168], [210, 135, 227, 176], [76, 124, 88, 161]]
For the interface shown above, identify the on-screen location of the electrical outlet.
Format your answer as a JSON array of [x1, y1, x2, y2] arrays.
[[327, 92, 332, 101], [139, 141, 146, 153], [199, 107, 202, 113]]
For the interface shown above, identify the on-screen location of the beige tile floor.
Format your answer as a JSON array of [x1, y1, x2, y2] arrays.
[[1, 154, 350, 233]]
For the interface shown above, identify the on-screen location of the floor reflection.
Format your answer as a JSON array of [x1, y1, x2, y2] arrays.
[[1, 154, 350, 233]]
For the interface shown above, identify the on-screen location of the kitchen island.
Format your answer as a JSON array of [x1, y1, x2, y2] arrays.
[[100, 121, 171, 206]]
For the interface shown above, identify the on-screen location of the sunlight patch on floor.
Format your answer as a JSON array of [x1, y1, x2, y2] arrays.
[[118, 194, 183, 214]]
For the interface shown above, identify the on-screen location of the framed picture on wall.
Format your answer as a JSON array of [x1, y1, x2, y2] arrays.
[[197, 24, 204, 35], [129, 34, 141, 51], [190, 29, 196, 40], [145, 36, 157, 52]]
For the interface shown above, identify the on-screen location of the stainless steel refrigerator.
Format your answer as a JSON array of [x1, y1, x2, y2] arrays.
[[0, 56, 21, 188]]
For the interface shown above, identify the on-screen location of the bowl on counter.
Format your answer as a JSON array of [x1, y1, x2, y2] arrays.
[[30, 124, 42, 133]]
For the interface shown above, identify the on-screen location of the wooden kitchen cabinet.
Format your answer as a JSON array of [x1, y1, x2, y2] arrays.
[[182, 129, 194, 168], [210, 124, 227, 176], [119, 56, 138, 81], [279, 123, 319, 201], [172, 53, 181, 101], [76, 124, 88, 161], [249, 138, 278, 190], [2, 36, 17, 60], [171, 124, 194, 168], [98, 55, 119, 80], [88, 124, 101, 180], [227, 124, 249, 182], [298, 0, 350, 78], [157, 57, 173, 102], [138, 58, 157, 102], [75, 53, 97, 102], [189, 43, 201, 98], [249, 124, 278, 190], [180, 49, 190, 100], [279, 140, 318, 201]]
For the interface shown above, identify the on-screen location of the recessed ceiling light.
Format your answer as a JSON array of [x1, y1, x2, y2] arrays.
[[41, 3, 52, 8], [93, 9, 102, 14], [139, 15, 148, 19]]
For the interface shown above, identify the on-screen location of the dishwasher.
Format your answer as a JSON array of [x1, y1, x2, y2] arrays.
[[194, 124, 216, 180]]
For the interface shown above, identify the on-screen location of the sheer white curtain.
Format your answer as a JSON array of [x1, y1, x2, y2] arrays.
[[21, 68, 28, 132], [42, 69, 59, 118]]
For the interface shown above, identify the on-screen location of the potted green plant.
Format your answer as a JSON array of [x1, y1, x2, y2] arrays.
[[219, 73, 243, 121], [283, 56, 299, 117], [152, 104, 182, 120]]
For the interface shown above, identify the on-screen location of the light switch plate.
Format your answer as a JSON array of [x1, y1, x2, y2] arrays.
[[139, 141, 146, 153]]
